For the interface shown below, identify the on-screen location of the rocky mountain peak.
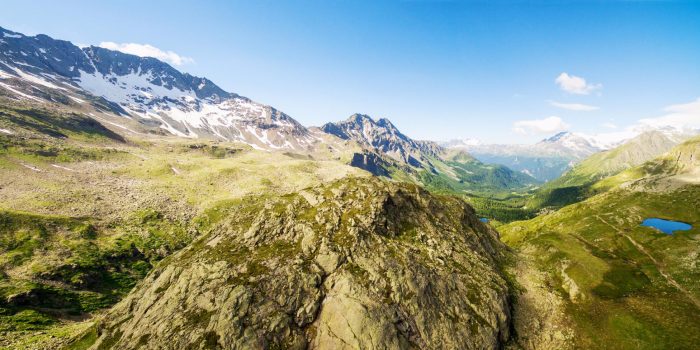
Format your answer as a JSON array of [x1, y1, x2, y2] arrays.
[[321, 114, 442, 166], [0, 26, 317, 151], [90, 177, 513, 350], [540, 131, 571, 143]]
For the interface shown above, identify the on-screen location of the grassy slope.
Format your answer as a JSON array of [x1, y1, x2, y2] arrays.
[[501, 137, 700, 349], [0, 102, 368, 348], [527, 131, 680, 210]]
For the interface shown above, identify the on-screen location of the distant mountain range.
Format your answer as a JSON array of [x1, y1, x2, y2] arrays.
[[443, 132, 604, 181], [527, 129, 695, 209], [2, 26, 694, 193], [321, 114, 442, 167], [443, 128, 694, 181]]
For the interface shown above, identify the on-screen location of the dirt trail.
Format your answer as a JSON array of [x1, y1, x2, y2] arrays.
[[595, 214, 700, 310], [20, 163, 41, 172], [51, 164, 74, 171]]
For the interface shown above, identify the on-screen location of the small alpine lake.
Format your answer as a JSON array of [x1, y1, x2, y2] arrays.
[[480, 218, 489, 223], [641, 218, 693, 235]]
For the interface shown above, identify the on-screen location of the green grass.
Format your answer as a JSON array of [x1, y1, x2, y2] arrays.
[[0, 104, 125, 142], [0, 209, 192, 333], [65, 325, 98, 350], [500, 184, 700, 349], [417, 157, 539, 197]]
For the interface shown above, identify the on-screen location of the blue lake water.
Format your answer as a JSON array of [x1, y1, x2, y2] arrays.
[[479, 218, 489, 223], [641, 218, 692, 235]]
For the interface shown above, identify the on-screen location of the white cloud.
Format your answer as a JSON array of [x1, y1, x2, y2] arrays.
[[99, 42, 194, 66], [585, 97, 700, 148], [549, 100, 599, 111], [555, 72, 602, 95], [513, 116, 570, 135], [601, 122, 617, 129], [637, 97, 700, 131], [585, 130, 638, 149]]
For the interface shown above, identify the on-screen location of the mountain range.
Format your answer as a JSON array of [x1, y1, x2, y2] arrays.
[[322, 113, 541, 196], [0, 26, 699, 350], [443, 132, 604, 181], [444, 128, 693, 181], [527, 129, 694, 209], [0, 26, 539, 196], [0, 26, 321, 152]]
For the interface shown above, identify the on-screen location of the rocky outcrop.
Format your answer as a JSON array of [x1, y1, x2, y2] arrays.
[[349, 150, 398, 176], [88, 177, 514, 349]]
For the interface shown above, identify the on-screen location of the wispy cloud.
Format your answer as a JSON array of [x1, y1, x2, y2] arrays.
[[555, 72, 602, 95], [549, 100, 599, 111], [99, 42, 194, 66], [637, 97, 700, 130], [513, 116, 569, 135], [590, 97, 700, 146], [601, 122, 617, 129]]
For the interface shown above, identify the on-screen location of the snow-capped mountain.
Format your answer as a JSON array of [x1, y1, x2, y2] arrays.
[[321, 114, 443, 167], [442, 131, 605, 181], [442, 138, 482, 148], [0, 26, 316, 151], [446, 131, 603, 160], [443, 127, 697, 181], [536, 131, 603, 158]]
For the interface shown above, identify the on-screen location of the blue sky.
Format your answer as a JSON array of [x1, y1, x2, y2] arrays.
[[2, 0, 699, 143]]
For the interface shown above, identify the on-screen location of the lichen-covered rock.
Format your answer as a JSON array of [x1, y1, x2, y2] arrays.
[[88, 177, 513, 349]]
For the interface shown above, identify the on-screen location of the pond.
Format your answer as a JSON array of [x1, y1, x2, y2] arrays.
[[641, 218, 692, 235], [479, 218, 489, 223]]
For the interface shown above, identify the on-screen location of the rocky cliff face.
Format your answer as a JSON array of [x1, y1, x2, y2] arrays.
[[88, 177, 513, 349]]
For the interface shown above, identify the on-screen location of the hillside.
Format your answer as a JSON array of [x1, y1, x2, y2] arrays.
[[0, 99, 368, 349], [0, 96, 521, 350], [528, 130, 689, 210], [499, 136, 700, 349]]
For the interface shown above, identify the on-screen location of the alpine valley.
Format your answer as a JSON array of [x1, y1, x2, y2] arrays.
[[0, 25, 699, 350]]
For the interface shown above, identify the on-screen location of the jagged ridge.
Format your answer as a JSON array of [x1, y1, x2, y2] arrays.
[[0, 26, 315, 151]]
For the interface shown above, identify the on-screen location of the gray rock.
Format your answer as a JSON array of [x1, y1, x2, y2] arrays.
[[89, 177, 513, 349]]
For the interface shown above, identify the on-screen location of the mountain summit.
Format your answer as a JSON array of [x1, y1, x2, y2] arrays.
[[0, 27, 316, 151], [321, 113, 442, 166], [535, 131, 601, 158]]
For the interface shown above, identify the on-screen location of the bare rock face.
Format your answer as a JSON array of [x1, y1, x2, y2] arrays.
[[89, 177, 513, 349], [321, 114, 443, 168]]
